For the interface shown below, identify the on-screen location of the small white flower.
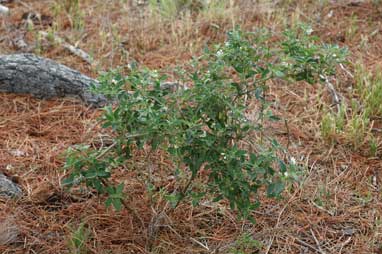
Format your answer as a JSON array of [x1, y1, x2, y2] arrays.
[[216, 50, 223, 57], [281, 61, 291, 67]]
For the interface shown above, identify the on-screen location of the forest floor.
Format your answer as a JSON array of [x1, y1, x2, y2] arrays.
[[0, 0, 382, 253]]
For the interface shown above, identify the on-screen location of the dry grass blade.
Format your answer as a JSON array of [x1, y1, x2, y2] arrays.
[[0, 217, 19, 245]]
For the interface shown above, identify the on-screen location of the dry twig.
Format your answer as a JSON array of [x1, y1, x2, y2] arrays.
[[39, 31, 94, 65]]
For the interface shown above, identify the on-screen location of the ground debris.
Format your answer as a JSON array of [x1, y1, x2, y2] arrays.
[[0, 173, 22, 198]]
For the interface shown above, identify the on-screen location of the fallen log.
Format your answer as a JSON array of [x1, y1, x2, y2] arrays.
[[0, 53, 106, 107], [0, 173, 22, 198]]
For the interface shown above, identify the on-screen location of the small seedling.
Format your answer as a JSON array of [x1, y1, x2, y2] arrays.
[[228, 233, 262, 254], [67, 222, 90, 254]]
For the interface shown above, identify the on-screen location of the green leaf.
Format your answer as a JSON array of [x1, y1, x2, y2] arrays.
[[191, 192, 204, 206], [165, 193, 182, 208], [112, 198, 123, 211], [273, 70, 286, 78], [105, 197, 113, 208], [279, 160, 287, 173], [61, 175, 75, 187], [267, 181, 285, 197], [116, 183, 124, 193]]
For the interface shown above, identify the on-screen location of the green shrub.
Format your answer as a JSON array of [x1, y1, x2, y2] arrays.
[[63, 25, 346, 219]]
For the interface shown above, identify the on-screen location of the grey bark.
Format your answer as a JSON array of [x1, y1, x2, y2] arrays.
[[0, 217, 19, 246], [0, 54, 106, 107], [0, 173, 22, 198]]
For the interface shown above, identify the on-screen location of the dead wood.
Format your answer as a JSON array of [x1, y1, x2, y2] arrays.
[[0, 53, 106, 106]]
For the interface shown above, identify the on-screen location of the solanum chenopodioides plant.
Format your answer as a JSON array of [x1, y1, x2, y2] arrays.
[[63, 25, 347, 218]]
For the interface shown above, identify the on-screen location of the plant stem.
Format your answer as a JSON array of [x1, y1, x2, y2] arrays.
[[100, 178, 145, 227], [173, 173, 196, 209]]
